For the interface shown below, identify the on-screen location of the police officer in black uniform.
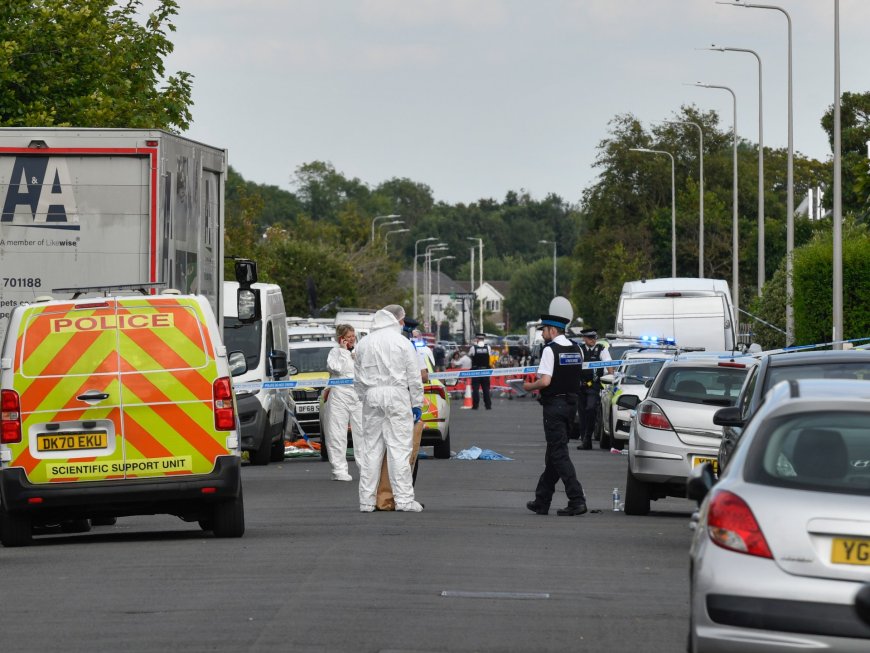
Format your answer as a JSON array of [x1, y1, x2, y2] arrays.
[[468, 333, 492, 410], [523, 314, 587, 516], [576, 328, 612, 450]]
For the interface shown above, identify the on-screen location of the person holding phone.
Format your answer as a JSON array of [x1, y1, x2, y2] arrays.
[[324, 324, 363, 481]]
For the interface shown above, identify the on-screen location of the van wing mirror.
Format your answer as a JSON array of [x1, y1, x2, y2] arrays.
[[713, 406, 744, 428], [856, 584, 870, 626], [228, 351, 248, 377], [616, 394, 640, 410], [686, 462, 715, 503], [234, 259, 258, 287], [237, 288, 261, 323], [270, 350, 288, 379]]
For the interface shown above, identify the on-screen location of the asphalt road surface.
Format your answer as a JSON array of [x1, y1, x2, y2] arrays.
[[1, 394, 696, 653]]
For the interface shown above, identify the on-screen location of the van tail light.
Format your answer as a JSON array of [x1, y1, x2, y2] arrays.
[[707, 490, 773, 559], [213, 378, 235, 431], [1, 389, 22, 444], [638, 402, 673, 431], [424, 384, 446, 400]]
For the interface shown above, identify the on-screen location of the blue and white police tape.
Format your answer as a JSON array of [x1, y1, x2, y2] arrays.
[[233, 377, 354, 392]]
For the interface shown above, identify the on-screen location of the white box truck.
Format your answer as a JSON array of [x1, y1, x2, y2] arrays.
[[0, 128, 226, 342], [615, 278, 736, 351]]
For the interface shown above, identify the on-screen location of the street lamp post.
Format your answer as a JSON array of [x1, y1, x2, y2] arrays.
[[467, 238, 483, 332], [707, 45, 765, 295], [413, 237, 437, 322], [833, 0, 843, 348], [384, 228, 409, 252], [370, 214, 401, 242], [629, 148, 676, 277], [690, 83, 739, 323], [432, 255, 455, 327], [539, 240, 557, 296], [425, 243, 448, 330], [719, 1, 793, 341], [660, 120, 704, 278], [469, 247, 475, 336]]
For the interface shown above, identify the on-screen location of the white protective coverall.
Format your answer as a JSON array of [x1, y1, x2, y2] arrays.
[[324, 346, 363, 479], [354, 309, 424, 509]]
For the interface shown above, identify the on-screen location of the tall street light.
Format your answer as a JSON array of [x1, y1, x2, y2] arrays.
[[432, 255, 455, 328], [660, 120, 704, 278], [833, 0, 843, 348], [629, 147, 676, 277], [467, 237, 484, 332], [690, 82, 739, 323], [719, 1, 793, 341], [706, 44, 765, 295], [539, 240, 557, 296], [384, 228, 409, 252], [425, 243, 449, 329], [370, 214, 401, 242], [413, 237, 437, 321], [468, 246, 475, 336]]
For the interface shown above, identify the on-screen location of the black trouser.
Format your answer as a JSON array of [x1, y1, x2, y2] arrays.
[[535, 396, 585, 506], [578, 385, 601, 443], [471, 375, 491, 409]]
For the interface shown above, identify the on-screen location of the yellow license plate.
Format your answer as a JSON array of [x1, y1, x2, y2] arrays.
[[831, 538, 870, 565], [37, 432, 108, 452], [692, 455, 719, 476]]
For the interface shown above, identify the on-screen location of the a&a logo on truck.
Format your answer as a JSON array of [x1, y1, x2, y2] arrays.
[[2, 156, 80, 230]]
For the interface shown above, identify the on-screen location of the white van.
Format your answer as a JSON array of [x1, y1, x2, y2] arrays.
[[223, 281, 289, 465], [334, 308, 377, 339], [615, 278, 736, 352]]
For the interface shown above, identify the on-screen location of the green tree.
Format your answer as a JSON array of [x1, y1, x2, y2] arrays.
[[821, 91, 870, 219], [0, 0, 192, 130]]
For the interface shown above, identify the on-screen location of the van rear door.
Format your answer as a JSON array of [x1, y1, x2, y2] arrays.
[[671, 296, 727, 350], [116, 297, 226, 478], [12, 300, 124, 484]]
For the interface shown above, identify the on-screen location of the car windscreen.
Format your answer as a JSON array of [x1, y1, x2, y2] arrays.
[[289, 346, 333, 373], [653, 366, 748, 406], [223, 317, 262, 370], [620, 359, 666, 384], [608, 345, 636, 361], [763, 360, 870, 393], [746, 411, 870, 496]]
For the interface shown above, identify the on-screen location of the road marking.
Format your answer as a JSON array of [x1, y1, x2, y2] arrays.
[[440, 590, 550, 600]]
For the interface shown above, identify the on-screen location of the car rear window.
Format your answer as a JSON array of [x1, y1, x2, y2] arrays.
[[620, 359, 665, 383], [654, 366, 748, 406], [746, 412, 870, 496], [764, 360, 870, 392]]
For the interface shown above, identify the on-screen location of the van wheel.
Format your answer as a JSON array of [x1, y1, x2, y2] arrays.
[[212, 490, 245, 538], [61, 518, 92, 533], [433, 429, 451, 459], [90, 517, 117, 526], [249, 426, 271, 466], [624, 467, 651, 516], [597, 417, 610, 449], [198, 518, 213, 532], [0, 506, 32, 547], [270, 436, 285, 462]]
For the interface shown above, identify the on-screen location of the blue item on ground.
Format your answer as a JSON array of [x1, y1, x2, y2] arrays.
[[455, 446, 512, 461]]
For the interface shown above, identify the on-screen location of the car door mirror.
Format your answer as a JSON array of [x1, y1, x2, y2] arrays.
[[270, 350, 288, 379], [616, 394, 640, 410], [855, 584, 870, 626], [237, 288, 261, 323], [713, 406, 744, 427], [600, 374, 614, 385], [228, 351, 247, 377], [644, 379, 654, 388], [287, 364, 298, 377], [686, 462, 715, 503]]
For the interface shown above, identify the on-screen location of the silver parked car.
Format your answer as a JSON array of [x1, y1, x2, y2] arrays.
[[687, 379, 870, 652], [622, 355, 755, 515]]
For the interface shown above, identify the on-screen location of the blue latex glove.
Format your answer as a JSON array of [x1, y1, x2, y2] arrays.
[[412, 406, 423, 423]]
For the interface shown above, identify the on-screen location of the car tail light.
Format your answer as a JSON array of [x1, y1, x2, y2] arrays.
[[424, 384, 446, 400], [638, 402, 673, 431], [718, 361, 747, 369], [1, 389, 22, 444], [213, 377, 235, 431], [707, 490, 773, 559]]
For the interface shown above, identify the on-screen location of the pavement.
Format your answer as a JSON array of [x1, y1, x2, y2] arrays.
[[0, 393, 696, 653]]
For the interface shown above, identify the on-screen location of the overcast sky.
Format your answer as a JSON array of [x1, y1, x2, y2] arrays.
[[164, 1, 870, 206]]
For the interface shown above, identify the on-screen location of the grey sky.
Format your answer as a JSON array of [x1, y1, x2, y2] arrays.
[[165, 1, 870, 205]]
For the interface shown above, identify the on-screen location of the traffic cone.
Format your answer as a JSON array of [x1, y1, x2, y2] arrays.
[[461, 381, 473, 409]]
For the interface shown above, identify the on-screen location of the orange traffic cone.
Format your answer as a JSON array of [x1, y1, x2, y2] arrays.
[[461, 381, 473, 409]]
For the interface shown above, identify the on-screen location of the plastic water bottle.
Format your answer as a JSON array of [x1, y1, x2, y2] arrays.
[[612, 487, 621, 512]]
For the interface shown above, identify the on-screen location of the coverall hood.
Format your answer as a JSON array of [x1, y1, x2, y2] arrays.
[[371, 308, 402, 334]]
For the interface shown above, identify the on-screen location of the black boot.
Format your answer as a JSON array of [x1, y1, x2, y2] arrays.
[[557, 502, 588, 516], [578, 436, 592, 450], [526, 500, 549, 515]]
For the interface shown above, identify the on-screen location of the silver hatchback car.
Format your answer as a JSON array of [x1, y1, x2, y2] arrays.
[[623, 355, 755, 515], [687, 379, 870, 652]]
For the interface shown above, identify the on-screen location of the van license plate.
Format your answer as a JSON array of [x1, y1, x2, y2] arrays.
[[37, 432, 108, 452], [297, 404, 318, 415], [691, 455, 719, 476], [831, 538, 870, 565]]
